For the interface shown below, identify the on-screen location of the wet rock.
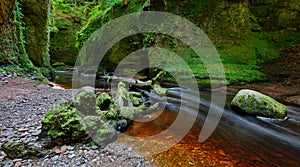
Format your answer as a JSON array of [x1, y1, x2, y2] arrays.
[[116, 119, 128, 132], [231, 89, 287, 119]]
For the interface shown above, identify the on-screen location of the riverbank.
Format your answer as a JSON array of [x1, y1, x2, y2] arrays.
[[0, 77, 152, 166], [227, 42, 300, 106]]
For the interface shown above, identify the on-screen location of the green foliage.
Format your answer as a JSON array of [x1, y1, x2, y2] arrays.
[[0, 0, 33, 69], [76, 0, 150, 49], [72, 0, 298, 87], [49, 0, 98, 65]]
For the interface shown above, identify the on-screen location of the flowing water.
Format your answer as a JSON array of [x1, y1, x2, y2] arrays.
[[54, 72, 300, 166]]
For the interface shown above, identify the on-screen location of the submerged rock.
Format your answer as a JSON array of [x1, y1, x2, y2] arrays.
[[231, 89, 287, 119]]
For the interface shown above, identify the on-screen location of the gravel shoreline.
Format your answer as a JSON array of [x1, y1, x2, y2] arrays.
[[0, 76, 153, 167]]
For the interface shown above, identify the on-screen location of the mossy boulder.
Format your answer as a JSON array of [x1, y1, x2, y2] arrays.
[[0, 141, 37, 159], [74, 91, 97, 116], [41, 101, 89, 145], [231, 89, 287, 119], [41, 91, 117, 146], [80, 116, 116, 146]]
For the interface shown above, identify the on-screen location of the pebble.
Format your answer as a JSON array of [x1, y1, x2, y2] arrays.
[[52, 155, 59, 161], [18, 128, 29, 132], [91, 145, 98, 150], [54, 148, 62, 155], [14, 161, 22, 167], [12, 159, 22, 163]]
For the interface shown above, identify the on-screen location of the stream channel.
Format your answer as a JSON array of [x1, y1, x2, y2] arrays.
[[54, 71, 300, 166]]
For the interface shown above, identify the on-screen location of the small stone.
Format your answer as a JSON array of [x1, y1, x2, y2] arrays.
[[14, 161, 22, 167], [68, 154, 75, 159], [91, 146, 98, 150], [218, 149, 226, 156], [54, 148, 62, 155], [61, 145, 68, 153], [108, 156, 114, 162], [12, 159, 22, 163], [18, 128, 29, 132], [0, 156, 5, 162], [52, 155, 59, 161], [67, 146, 74, 150], [3, 160, 14, 167]]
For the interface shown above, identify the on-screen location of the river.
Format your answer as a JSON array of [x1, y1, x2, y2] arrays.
[[54, 71, 300, 166]]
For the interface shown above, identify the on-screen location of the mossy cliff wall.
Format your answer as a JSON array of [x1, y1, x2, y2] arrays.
[[1, 0, 56, 73], [22, 0, 51, 67], [0, 0, 15, 25], [250, 0, 300, 31], [0, 0, 17, 65], [0, 0, 33, 68], [49, 0, 86, 66]]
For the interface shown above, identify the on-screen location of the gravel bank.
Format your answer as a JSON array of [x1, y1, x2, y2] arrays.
[[0, 76, 152, 167]]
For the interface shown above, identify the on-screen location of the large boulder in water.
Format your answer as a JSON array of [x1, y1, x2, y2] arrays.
[[231, 89, 287, 119]]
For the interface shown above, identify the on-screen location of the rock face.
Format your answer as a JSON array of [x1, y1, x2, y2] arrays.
[[231, 89, 287, 119], [22, 0, 51, 67]]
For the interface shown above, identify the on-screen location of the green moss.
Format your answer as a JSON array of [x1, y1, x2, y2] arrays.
[[0, 0, 34, 70], [22, 0, 51, 67], [41, 100, 89, 145], [74, 91, 97, 115], [0, 141, 37, 159], [49, 0, 90, 65], [153, 84, 167, 95], [41, 90, 120, 146], [96, 92, 113, 110]]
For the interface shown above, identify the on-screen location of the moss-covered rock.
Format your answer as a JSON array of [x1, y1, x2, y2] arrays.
[[96, 92, 113, 110], [0, 141, 36, 159], [74, 91, 97, 116], [80, 116, 116, 146], [41, 81, 162, 146], [41, 90, 118, 146], [231, 89, 287, 119], [41, 101, 88, 145]]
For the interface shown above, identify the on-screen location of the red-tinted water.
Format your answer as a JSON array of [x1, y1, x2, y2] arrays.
[[121, 107, 300, 166]]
